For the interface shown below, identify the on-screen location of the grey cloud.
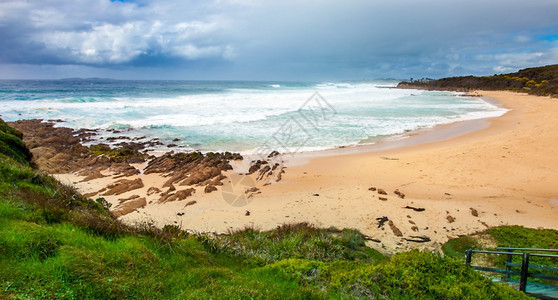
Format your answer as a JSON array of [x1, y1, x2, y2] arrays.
[[0, 0, 557, 79]]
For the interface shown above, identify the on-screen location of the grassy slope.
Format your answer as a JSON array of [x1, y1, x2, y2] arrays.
[[0, 119, 530, 299]]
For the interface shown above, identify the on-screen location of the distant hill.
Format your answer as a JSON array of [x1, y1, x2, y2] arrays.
[[398, 64, 558, 97]]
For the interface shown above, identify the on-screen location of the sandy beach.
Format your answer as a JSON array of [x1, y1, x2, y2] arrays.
[[54, 91, 558, 254]]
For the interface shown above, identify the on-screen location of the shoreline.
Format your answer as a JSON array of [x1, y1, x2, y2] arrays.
[[46, 91, 558, 254]]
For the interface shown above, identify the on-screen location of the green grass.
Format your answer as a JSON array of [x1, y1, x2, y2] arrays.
[[209, 224, 386, 264], [442, 235, 480, 261], [0, 118, 535, 299]]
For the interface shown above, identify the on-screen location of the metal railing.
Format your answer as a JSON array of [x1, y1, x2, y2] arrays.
[[465, 248, 558, 294]]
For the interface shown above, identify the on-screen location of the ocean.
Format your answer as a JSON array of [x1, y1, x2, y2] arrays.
[[0, 79, 507, 154]]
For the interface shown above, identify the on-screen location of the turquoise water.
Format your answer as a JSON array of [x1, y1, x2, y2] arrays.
[[0, 79, 506, 153]]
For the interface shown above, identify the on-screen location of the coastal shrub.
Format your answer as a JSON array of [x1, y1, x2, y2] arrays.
[[267, 250, 529, 299], [442, 235, 480, 260], [0, 131, 32, 165], [488, 225, 558, 249], [210, 223, 385, 264]]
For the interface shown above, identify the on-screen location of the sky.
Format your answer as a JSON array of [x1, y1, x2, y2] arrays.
[[0, 0, 557, 80]]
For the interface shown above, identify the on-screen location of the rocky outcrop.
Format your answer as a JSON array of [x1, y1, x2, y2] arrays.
[[247, 157, 286, 183], [100, 178, 144, 196], [111, 195, 146, 217], [158, 188, 195, 203], [144, 151, 240, 192], [9, 120, 142, 176]]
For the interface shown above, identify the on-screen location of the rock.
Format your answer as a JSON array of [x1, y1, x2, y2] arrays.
[[257, 165, 271, 181], [368, 187, 377, 191], [246, 187, 260, 193], [184, 200, 197, 207], [267, 150, 280, 158], [204, 185, 218, 193], [101, 178, 144, 196], [111, 196, 146, 217], [379, 197, 388, 201], [411, 226, 419, 232], [159, 188, 195, 203], [248, 160, 267, 174], [470, 208, 479, 217], [313, 193, 320, 196], [388, 220, 403, 237], [117, 194, 140, 203], [80, 170, 105, 182], [394, 189, 405, 199], [377, 189, 387, 195], [245, 210, 250, 216], [446, 215, 455, 223], [177, 212, 185, 216], [147, 187, 162, 196]]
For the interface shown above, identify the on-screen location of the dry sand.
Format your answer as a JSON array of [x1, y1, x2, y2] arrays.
[[55, 91, 558, 254]]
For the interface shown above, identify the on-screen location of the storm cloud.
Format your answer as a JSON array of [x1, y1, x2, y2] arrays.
[[0, 0, 557, 79]]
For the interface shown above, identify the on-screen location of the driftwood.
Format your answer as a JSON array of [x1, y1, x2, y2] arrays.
[[376, 216, 389, 228], [363, 235, 381, 243], [403, 206, 425, 212], [405, 235, 431, 243]]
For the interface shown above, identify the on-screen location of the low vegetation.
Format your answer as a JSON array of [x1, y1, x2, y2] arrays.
[[443, 226, 558, 290], [0, 118, 534, 298], [399, 64, 558, 97]]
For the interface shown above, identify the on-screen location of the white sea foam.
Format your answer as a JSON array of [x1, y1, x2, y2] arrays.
[[0, 80, 507, 153]]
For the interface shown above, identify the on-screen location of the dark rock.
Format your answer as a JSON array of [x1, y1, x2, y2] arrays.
[[388, 220, 403, 237], [184, 200, 197, 207], [378, 189, 387, 195], [470, 208, 479, 217], [394, 189, 405, 199]]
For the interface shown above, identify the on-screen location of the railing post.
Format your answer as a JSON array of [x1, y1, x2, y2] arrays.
[[505, 253, 513, 280], [519, 253, 530, 292], [465, 249, 472, 266]]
